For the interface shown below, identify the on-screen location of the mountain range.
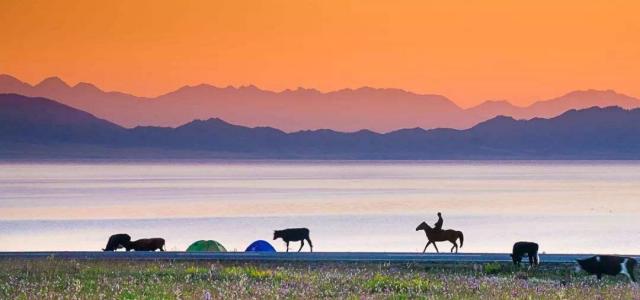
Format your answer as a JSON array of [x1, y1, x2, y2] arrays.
[[2, 93, 640, 159], [1, 74, 639, 133]]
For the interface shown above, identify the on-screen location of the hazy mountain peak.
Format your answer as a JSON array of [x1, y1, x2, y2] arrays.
[[73, 82, 101, 92], [0, 74, 30, 90], [558, 105, 625, 116], [239, 84, 259, 91], [353, 129, 379, 135], [179, 117, 234, 129], [562, 89, 620, 97], [481, 99, 511, 105], [203, 117, 229, 124], [36, 76, 70, 89], [471, 115, 518, 131], [471, 99, 518, 109], [282, 87, 322, 95], [0, 74, 22, 83], [387, 127, 429, 135]]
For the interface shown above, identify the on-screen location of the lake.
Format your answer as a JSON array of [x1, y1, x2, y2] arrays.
[[0, 160, 638, 254]]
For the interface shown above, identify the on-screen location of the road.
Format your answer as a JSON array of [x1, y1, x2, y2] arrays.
[[0, 252, 614, 263]]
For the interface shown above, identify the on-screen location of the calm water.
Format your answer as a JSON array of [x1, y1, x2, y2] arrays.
[[0, 161, 639, 254]]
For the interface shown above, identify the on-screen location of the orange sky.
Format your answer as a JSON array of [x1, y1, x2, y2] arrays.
[[1, 0, 639, 107]]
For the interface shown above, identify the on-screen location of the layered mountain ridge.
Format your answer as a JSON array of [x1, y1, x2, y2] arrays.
[[2, 74, 638, 133]]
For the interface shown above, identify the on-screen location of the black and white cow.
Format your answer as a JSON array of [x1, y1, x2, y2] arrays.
[[510, 241, 539, 267], [576, 255, 637, 282]]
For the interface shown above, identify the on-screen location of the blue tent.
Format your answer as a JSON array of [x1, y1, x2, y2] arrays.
[[245, 240, 277, 252]]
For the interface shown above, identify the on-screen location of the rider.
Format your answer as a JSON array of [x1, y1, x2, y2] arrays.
[[434, 212, 443, 230]]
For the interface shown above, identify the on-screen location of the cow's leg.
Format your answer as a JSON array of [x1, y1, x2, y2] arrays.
[[298, 240, 305, 252], [433, 242, 440, 253], [423, 241, 431, 253], [597, 273, 602, 280], [529, 254, 534, 266], [619, 259, 636, 282], [306, 238, 313, 252]]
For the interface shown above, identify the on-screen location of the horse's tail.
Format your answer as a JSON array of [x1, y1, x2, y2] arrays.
[[458, 231, 464, 248]]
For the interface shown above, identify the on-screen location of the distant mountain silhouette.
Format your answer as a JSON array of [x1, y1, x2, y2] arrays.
[[2, 93, 640, 159], [467, 90, 640, 121], [1, 74, 638, 132], [0, 93, 126, 144]]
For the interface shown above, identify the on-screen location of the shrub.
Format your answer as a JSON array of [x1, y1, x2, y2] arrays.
[[483, 262, 503, 275]]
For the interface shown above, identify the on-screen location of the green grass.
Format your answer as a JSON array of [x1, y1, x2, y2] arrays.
[[0, 259, 637, 299]]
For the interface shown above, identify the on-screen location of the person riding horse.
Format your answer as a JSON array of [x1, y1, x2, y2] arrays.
[[434, 212, 443, 231]]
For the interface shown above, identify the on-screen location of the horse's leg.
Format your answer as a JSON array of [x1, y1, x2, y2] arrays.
[[433, 242, 439, 253], [423, 241, 431, 253], [450, 241, 457, 253], [298, 240, 305, 252], [286, 241, 290, 252]]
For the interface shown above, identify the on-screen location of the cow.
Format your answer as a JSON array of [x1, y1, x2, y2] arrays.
[[576, 255, 637, 282], [510, 241, 540, 267], [125, 238, 166, 252], [273, 228, 313, 252], [102, 233, 131, 251]]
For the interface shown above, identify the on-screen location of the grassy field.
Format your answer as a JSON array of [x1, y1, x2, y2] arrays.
[[0, 258, 638, 299]]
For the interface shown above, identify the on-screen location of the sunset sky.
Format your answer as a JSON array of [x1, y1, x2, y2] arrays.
[[1, 0, 639, 107]]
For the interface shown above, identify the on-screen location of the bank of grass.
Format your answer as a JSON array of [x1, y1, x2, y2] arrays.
[[0, 258, 637, 299]]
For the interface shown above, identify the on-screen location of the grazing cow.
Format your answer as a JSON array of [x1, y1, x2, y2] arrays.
[[273, 228, 313, 252], [125, 238, 166, 252], [510, 241, 540, 267], [576, 255, 637, 282], [102, 233, 131, 251]]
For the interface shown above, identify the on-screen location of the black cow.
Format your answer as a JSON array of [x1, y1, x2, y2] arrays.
[[510, 241, 539, 267], [273, 228, 313, 252], [125, 238, 166, 251], [576, 255, 637, 282], [102, 233, 131, 251]]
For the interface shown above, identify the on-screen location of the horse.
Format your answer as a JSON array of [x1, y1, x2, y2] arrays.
[[415, 221, 464, 253]]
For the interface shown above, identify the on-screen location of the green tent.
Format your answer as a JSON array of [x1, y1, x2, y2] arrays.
[[186, 240, 227, 252]]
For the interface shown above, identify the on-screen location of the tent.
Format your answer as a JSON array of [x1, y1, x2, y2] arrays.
[[186, 240, 227, 252], [245, 240, 276, 252]]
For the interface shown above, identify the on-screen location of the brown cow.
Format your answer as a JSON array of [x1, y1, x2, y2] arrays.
[[103, 233, 131, 251], [273, 228, 313, 252], [125, 238, 166, 251]]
